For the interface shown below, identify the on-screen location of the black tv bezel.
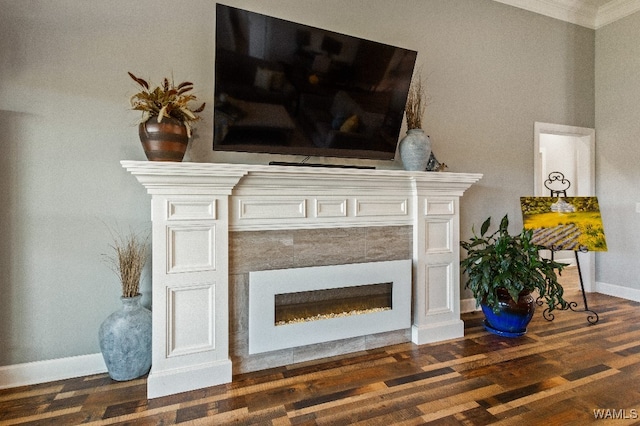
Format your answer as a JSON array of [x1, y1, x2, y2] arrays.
[[213, 4, 417, 162]]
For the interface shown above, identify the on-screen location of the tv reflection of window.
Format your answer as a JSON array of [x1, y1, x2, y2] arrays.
[[321, 36, 342, 57]]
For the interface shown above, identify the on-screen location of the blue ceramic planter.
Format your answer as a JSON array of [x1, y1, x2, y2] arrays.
[[481, 289, 535, 337], [99, 295, 152, 381]]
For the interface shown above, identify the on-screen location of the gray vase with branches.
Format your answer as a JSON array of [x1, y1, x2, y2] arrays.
[[98, 228, 152, 381], [399, 73, 431, 171]]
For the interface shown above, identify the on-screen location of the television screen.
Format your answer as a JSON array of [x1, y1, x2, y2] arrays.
[[214, 4, 417, 161]]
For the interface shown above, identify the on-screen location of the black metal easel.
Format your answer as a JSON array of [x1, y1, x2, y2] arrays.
[[540, 172, 599, 324]]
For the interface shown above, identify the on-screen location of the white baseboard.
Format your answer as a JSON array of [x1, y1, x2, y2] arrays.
[[596, 281, 640, 302], [411, 320, 464, 345], [147, 359, 232, 399], [461, 298, 481, 313], [462, 283, 640, 314], [0, 353, 106, 390], [3, 284, 632, 392]]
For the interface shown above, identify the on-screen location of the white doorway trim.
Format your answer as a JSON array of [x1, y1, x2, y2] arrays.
[[533, 122, 596, 292], [534, 122, 595, 197]]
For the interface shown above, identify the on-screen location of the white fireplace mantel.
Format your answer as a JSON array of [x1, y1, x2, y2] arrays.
[[121, 160, 482, 398]]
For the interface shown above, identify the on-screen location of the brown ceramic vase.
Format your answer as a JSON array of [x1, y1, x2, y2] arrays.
[[138, 116, 189, 161]]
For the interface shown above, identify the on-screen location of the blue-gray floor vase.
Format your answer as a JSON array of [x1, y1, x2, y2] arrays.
[[99, 295, 152, 381]]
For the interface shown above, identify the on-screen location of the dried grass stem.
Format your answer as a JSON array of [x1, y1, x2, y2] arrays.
[[103, 228, 149, 298], [405, 74, 427, 130]]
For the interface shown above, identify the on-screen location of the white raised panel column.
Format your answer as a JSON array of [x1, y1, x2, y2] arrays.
[[121, 161, 247, 399], [411, 181, 464, 344]]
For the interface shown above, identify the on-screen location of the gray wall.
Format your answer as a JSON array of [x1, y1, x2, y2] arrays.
[[595, 13, 640, 292], [0, 0, 596, 366]]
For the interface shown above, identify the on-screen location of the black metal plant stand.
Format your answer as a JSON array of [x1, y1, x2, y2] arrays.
[[540, 249, 599, 325], [537, 172, 599, 324]]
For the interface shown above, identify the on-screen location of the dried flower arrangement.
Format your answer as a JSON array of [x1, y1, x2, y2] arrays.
[[128, 72, 206, 137], [103, 227, 149, 298], [404, 73, 427, 130]]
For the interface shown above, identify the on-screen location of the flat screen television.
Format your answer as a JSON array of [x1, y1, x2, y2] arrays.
[[213, 4, 417, 161]]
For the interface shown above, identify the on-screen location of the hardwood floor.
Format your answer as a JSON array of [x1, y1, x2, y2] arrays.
[[2, 267, 640, 425]]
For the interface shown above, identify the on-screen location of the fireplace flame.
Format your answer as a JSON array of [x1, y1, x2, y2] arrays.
[[276, 306, 391, 326]]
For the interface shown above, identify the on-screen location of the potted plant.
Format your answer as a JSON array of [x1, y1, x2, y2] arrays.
[[128, 72, 206, 161], [460, 215, 568, 337], [398, 73, 432, 171], [98, 227, 152, 381]]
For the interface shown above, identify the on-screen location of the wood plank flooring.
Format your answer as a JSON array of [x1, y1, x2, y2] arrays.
[[3, 267, 640, 425]]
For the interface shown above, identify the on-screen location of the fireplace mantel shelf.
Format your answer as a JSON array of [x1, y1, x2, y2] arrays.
[[121, 160, 482, 191], [121, 160, 481, 179], [122, 160, 482, 398]]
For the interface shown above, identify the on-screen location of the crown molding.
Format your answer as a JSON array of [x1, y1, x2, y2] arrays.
[[494, 0, 598, 28], [596, 0, 640, 27], [494, 0, 640, 29]]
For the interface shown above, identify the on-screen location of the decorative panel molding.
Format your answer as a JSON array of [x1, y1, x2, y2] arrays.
[[425, 198, 455, 216], [355, 198, 408, 217], [167, 199, 216, 221], [167, 284, 215, 357], [237, 198, 307, 220], [167, 225, 216, 273], [315, 198, 348, 218], [425, 219, 453, 254], [425, 263, 453, 316]]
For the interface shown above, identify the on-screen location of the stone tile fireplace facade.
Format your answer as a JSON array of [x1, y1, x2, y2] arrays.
[[230, 227, 413, 374], [122, 161, 481, 398]]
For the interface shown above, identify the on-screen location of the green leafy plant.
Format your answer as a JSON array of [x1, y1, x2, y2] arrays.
[[460, 214, 568, 313], [128, 72, 206, 137]]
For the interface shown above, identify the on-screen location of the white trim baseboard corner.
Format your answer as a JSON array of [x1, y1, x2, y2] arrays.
[[461, 298, 481, 314], [0, 353, 106, 390], [595, 281, 640, 303]]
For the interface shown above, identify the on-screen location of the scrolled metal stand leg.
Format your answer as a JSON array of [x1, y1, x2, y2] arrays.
[[541, 247, 568, 321], [543, 300, 578, 322], [574, 251, 599, 324], [541, 248, 597, 324], [542, 307, 555, 321]]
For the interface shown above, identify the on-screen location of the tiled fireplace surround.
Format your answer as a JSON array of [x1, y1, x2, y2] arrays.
[[122, 161, 481, 398], [231, 227, 412, 369]]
